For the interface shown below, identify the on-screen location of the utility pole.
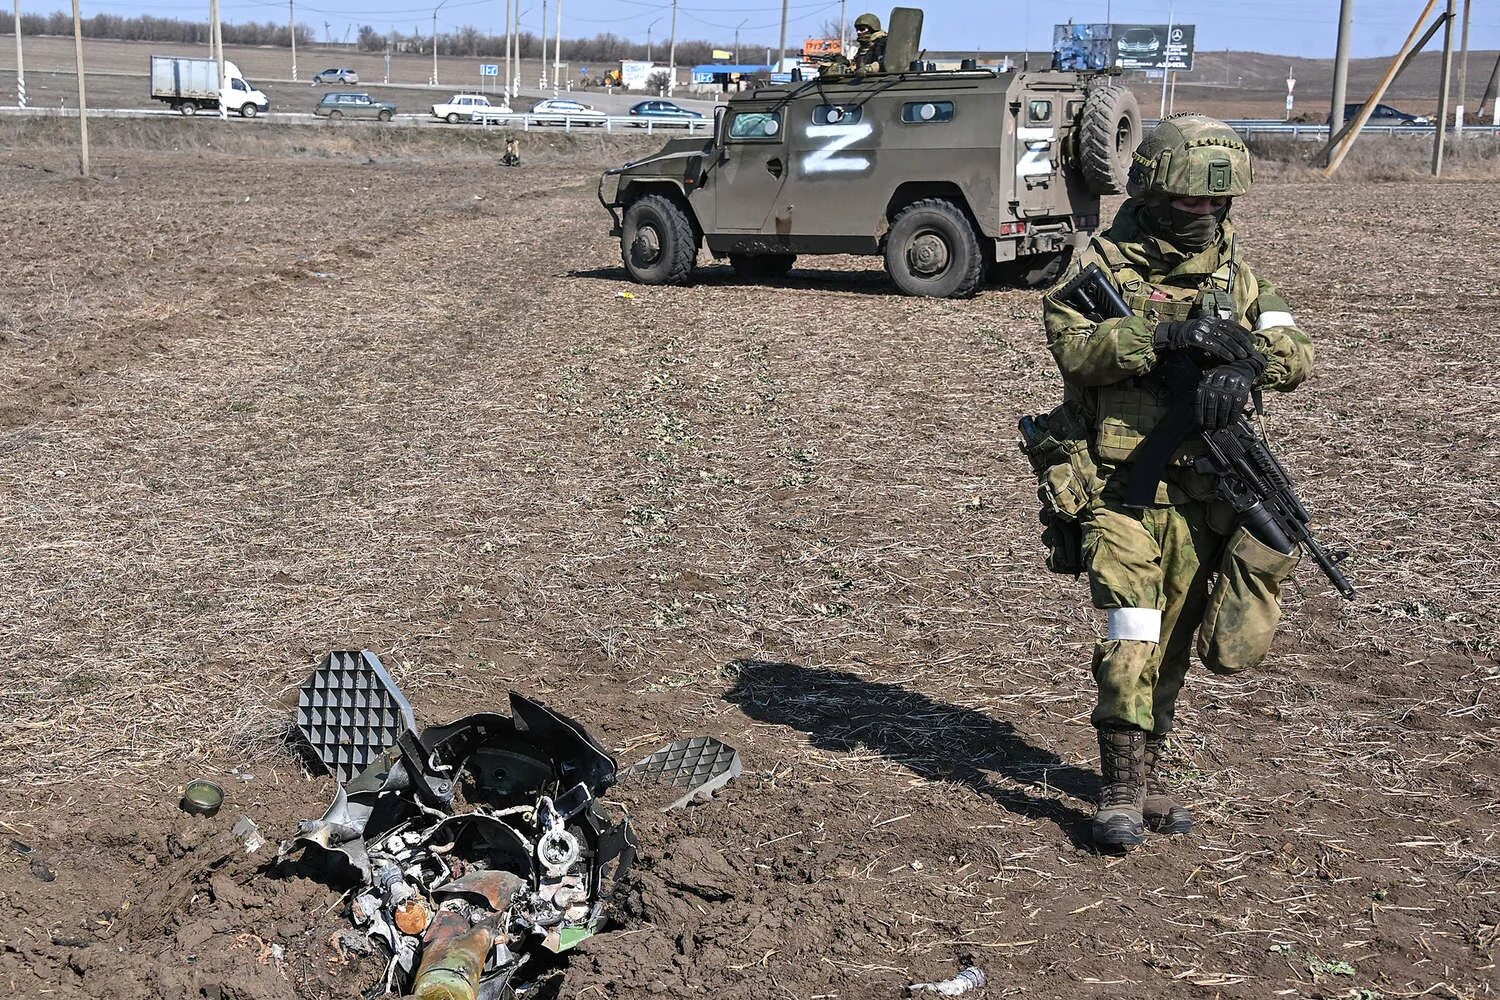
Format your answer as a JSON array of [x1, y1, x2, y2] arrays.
[[538, 0, 546, 89], [1158, 2, 1173, 118], [647, 15, 660, 62], [777, 0, 788, 75], [1432, 0, 1455, 175], [666, 0, 677, 95], [431, 0, 450, 86], [1481, 52, 1500, 123], [211, 0, 225, 119], [502, 0, 511, 100], [13, 0, 25, 108], [551, 0, 561, 92], [838, 0, 846, 53], [1323, 0, 1441, 175], [70, 0, 86, 175], [1329, 0, 1353, 129], [288, 0, 297, 81], [734, 17, 746, 62], [1455, 0, 1470, 129]]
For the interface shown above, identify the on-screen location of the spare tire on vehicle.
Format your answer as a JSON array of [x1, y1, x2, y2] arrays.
[[1078, 85, 1141, 195]]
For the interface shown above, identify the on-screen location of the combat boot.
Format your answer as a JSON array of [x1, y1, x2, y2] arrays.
[[1093, 724, 1146, 849], [1143, 734, 1193, 835]]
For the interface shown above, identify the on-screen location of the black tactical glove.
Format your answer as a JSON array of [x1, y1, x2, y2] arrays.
[[1195, 357, 1265, 430], [1154, 316, 1257, 367]]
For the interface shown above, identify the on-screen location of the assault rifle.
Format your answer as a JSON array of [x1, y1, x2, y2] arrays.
[[1053, 262, 1356, 599]]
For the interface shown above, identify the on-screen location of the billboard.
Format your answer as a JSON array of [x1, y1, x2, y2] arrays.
[[1053, 22, 1195, 72], [1115, 23, 1195, 71]]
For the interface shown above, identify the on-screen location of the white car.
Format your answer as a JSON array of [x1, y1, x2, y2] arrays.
[[530, 98, 606, 126], [430, 93, 513, 124]]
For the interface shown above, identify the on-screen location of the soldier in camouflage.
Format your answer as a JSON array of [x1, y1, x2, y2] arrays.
[[1040, 114, 1315, 849], [850, 13, 888, 73]]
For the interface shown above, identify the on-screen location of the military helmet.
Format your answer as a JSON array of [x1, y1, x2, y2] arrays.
[[1126, 113, 1253, 200], [854, 12, 881, 32]]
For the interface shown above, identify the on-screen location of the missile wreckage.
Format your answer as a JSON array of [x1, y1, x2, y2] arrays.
[[280, 650, 740, 1000]]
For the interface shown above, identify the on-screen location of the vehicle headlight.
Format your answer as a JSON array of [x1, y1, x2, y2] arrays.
[[599, 172, 620, 204]]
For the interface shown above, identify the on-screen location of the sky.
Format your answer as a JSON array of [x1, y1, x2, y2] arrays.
[[59, 0, 1500, 60]]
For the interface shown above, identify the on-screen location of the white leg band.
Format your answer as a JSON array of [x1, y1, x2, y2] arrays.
[[1255, 310, 1296, 330], [1107, 607, 1162, 642]]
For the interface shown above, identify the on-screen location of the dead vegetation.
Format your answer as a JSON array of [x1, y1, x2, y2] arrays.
[[1252, 133, 1500, 180], [0, 120, 1495, 1000]]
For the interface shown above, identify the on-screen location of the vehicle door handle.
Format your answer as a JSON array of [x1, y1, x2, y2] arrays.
[[766, 157, 783, 177]]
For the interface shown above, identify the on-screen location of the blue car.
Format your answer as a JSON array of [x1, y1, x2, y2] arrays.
[[628, 100, 705, 127]]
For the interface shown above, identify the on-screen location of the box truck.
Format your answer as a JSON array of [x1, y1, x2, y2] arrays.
[[150, 56, 270, 117]]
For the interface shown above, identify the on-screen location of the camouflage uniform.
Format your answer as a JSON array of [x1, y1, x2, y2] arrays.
[[1039, 114, 1314, 847], [850, 13, 888, 73]]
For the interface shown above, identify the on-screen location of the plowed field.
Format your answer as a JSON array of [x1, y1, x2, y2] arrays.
[[1, 119, 1496, 1000]]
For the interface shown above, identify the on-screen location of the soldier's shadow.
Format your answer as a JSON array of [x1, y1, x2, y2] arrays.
[[723, 659, 1097, 847]]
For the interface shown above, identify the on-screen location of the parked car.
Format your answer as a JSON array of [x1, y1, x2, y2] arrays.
[[314, 92, 395, 121], [627, 100, 705, 126], [313, 67, 359, 85], [530, 98, 607, 125], [431, 93, 513, 124], [1337, 102, 1430, 125]]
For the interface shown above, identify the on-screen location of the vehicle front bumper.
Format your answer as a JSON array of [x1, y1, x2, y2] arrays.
[[598, 171, 623, 235]]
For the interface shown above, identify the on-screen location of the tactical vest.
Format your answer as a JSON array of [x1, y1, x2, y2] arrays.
[[1085, 235, 1248, 466]]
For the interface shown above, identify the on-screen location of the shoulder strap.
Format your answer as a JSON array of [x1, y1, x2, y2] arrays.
[[1089, 236, 1148, 292]]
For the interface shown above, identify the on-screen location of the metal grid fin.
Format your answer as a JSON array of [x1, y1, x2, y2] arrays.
[[622, 737, 743, 810], [295, 650, 417, 784]]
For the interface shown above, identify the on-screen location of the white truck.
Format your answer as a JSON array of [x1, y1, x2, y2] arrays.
[[430, 93, 514, 124], [150, 55, 270, 117]]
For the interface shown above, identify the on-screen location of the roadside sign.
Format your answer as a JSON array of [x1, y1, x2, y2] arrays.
[[480, 64, 499, 76], [1053, 22, 1195, 72]]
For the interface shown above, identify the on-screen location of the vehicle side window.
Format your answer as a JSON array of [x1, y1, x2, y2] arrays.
[[901, 100, 954, 124], [813, 104, 862, 125], [231, 79, 247, 91], [1029, 99, 1052, 123], [729, 110, 782, 139], [1067, 99, 1084, 120]]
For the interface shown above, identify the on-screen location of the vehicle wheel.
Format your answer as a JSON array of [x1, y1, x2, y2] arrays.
[[446, 112, 460, 124], [240, 103, 258, 118], [328, 110, 343, 121], [729, 253, 797, 282], [621, 193, 696, 285], [884, 198, 983, 298], [1078, 84, 1141, 195], [178, 102, 195, 116], [378, 110, 392, 122]]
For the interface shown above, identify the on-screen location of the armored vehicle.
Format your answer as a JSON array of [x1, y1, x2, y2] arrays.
[[598, 9, 1140, 297]]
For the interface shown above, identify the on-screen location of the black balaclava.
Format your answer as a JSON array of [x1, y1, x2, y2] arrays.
[[1143, 197, 1232, 254]]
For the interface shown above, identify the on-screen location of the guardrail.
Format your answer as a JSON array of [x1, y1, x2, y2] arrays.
[[1153, 118, 1500, 141], [466, 113, 712, 134], [0, 104, 715, 134]]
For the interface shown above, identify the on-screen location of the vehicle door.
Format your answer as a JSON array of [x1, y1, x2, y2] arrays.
[[1013, 92, 1067, 220], [352, 95, 373, 118], [707, 107, 788, 232]]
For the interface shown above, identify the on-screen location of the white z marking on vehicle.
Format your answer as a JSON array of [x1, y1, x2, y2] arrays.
[[804, 122, 875, 174], [1016, 126, 1056, 178]]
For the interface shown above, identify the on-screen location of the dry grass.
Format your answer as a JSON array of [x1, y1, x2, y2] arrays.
[[1252, 132, 1500, 180]]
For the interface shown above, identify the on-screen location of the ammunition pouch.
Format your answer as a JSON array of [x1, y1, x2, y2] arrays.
[[1197, 526, 1300, 674], [1018, 402, 1101, 576]]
